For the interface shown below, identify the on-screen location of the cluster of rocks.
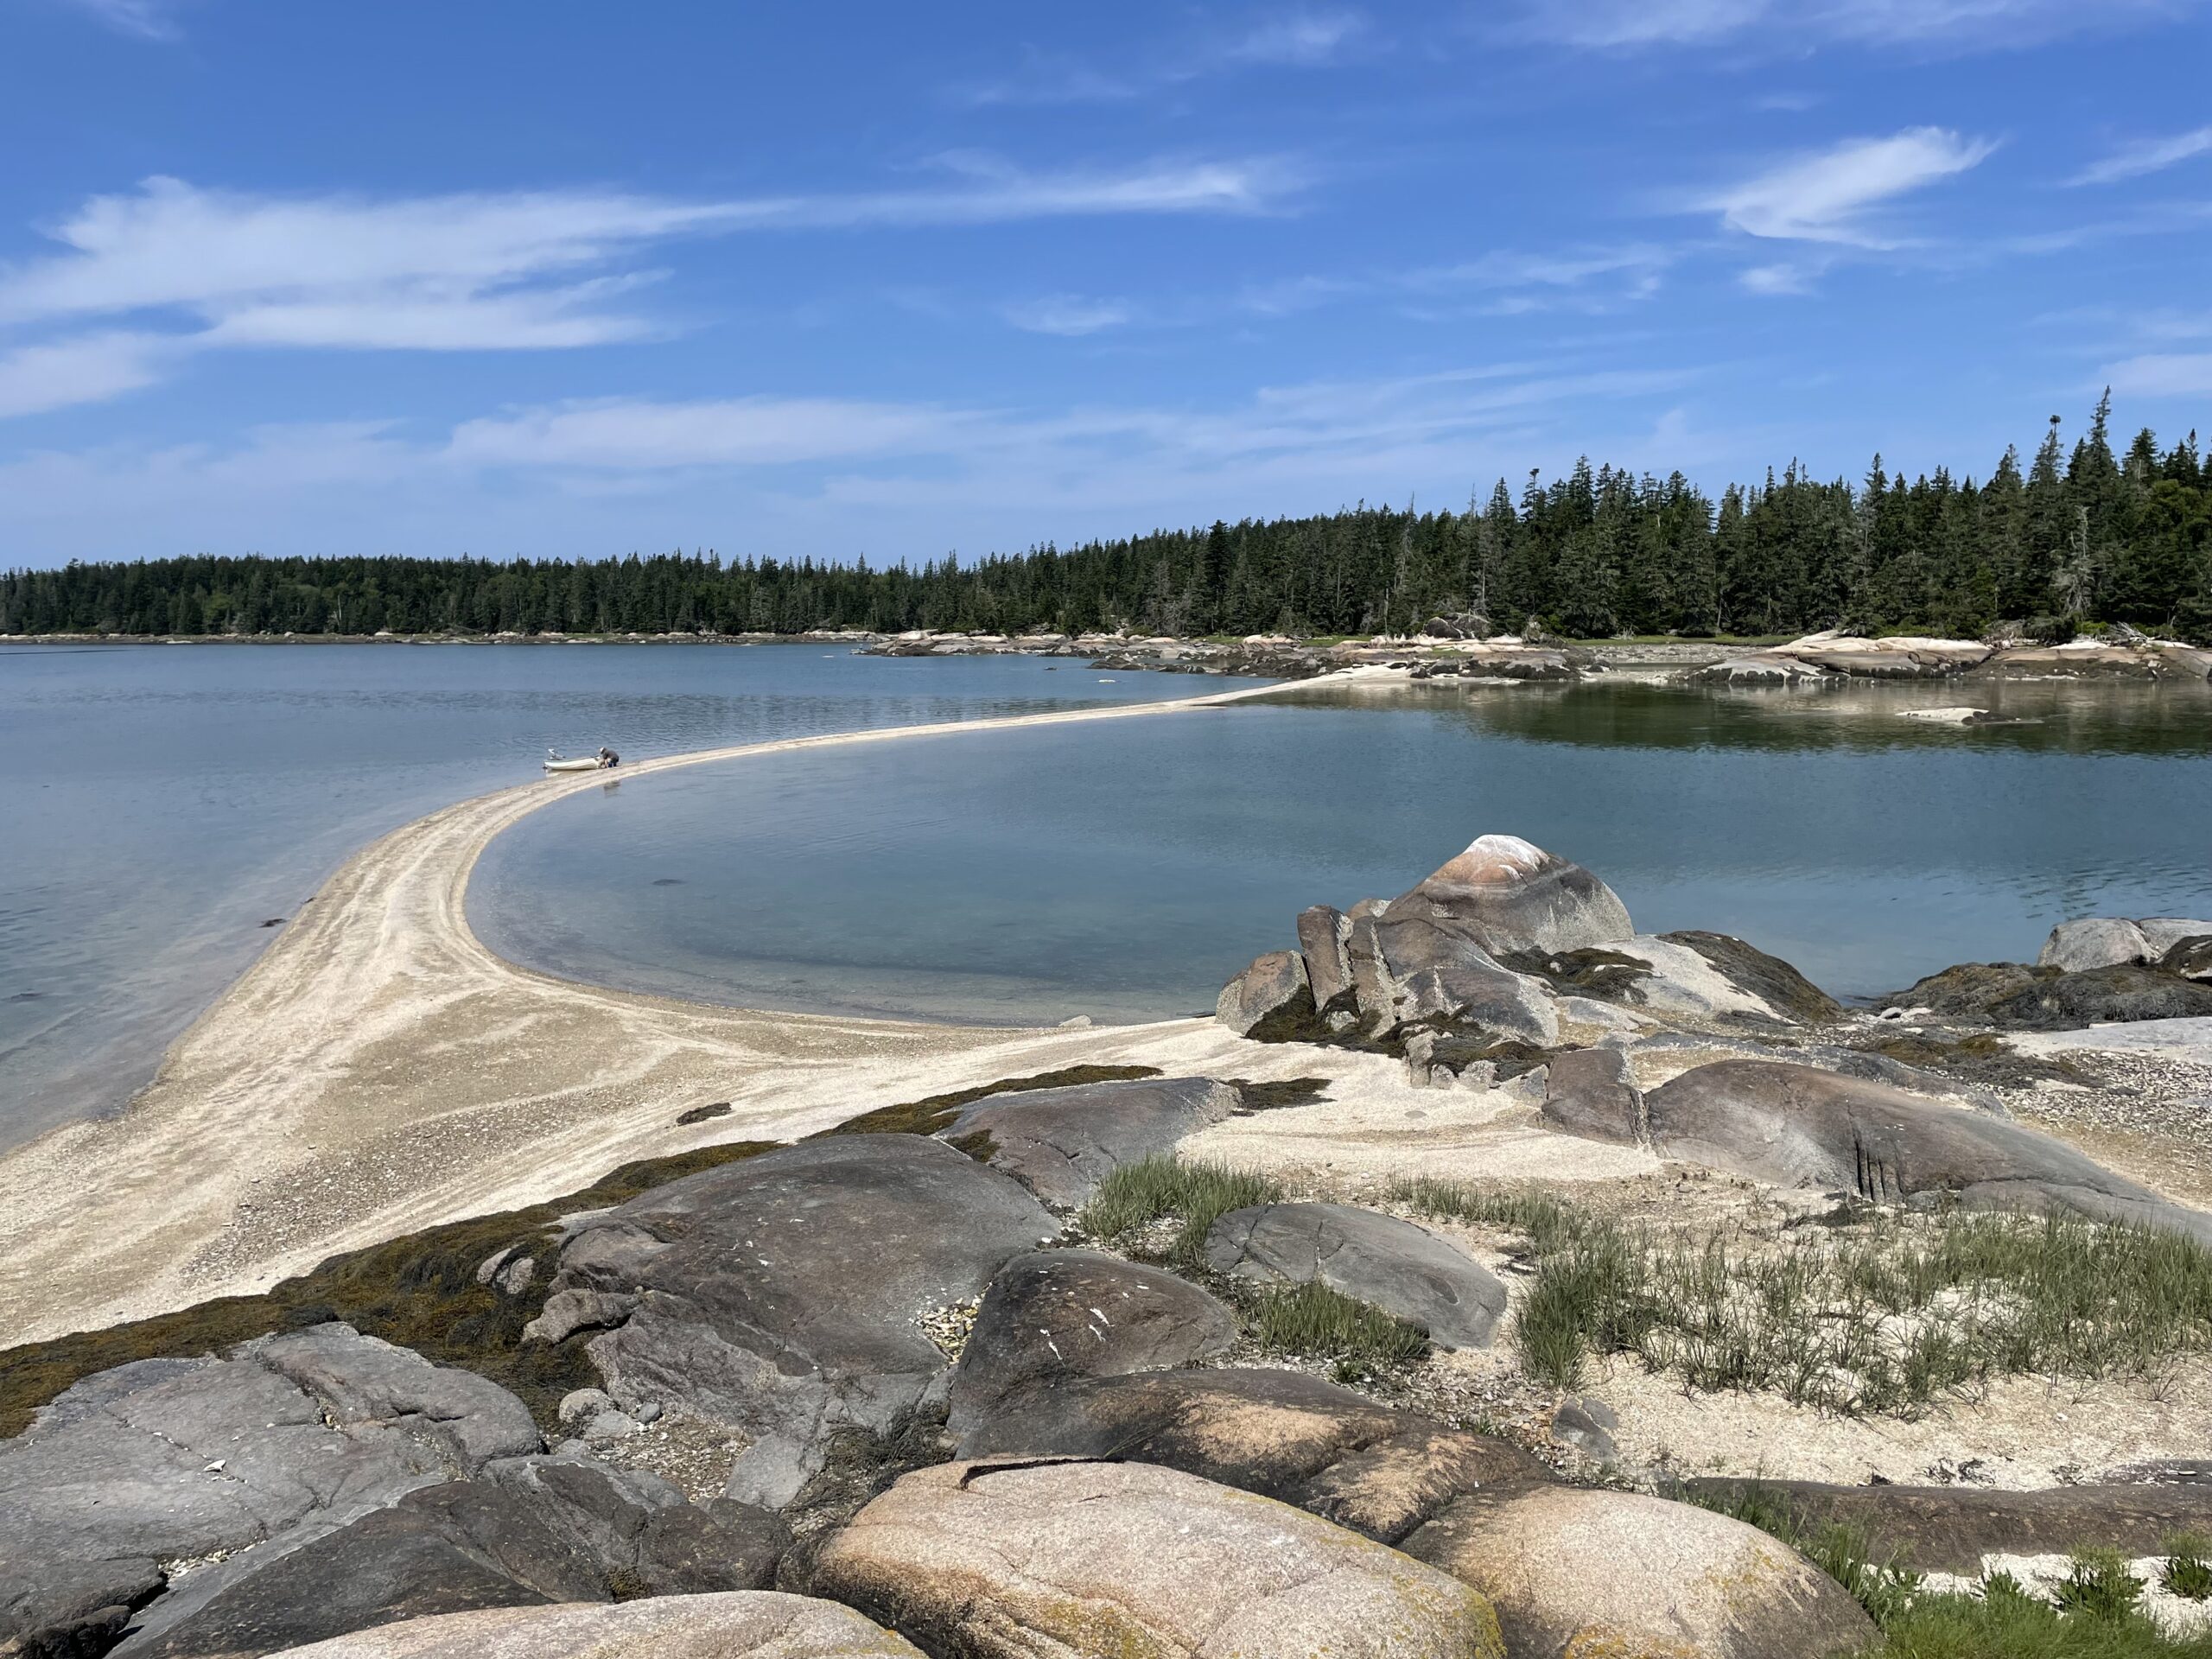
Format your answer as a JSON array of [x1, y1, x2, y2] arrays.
[[1217, 835, 2212, 1237], [10, 835, 2210, 1659], [861, 626, 1592, 682], [861, 622, 2212, 689], [10, 1068, 1914, 1659], [1878, 912, 2212, 1032], [1702, 628, 2212, 684]]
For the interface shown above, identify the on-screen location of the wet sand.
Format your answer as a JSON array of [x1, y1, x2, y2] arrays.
[[0, 683, 1321, 1344]]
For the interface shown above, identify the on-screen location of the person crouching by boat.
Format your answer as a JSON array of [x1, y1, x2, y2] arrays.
[[598, 747, 620, 769]]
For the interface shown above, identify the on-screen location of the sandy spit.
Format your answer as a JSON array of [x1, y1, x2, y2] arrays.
[[0, 682, 1332, 1346]]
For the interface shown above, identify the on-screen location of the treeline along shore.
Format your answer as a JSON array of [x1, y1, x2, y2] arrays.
[[5, 397, 2210, 645]]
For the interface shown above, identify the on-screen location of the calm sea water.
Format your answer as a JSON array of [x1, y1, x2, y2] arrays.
[[474, 674, 2212, 1027], [0, 643, 1224, 1148]]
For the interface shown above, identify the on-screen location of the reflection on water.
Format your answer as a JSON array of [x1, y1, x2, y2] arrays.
[[2, 644, 1226, 1147], [1284, 675, 2212, 757], [474, 675, 2212, 1026]]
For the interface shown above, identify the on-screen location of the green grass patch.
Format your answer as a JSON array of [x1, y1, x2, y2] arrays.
[[1866, 1589, 2212, 1657], [1391, 1179, 2212, 1415], [817, 1065, 1163, 1139], [0, 1140, 775, 1438], [2164, 1537, 2212, 1603], [1079, 1154, 1282, 1272], [1248, 1281, 1428, 1377], [1694, 1484, 2212, 1656]]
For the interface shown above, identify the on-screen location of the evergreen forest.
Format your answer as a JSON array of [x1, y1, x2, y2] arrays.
[[5, 397, 2209, 644]]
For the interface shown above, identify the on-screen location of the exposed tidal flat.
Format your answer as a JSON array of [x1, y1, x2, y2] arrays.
[[0, 642, 1235, 1149]]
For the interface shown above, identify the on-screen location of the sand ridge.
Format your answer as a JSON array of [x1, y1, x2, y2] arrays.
[[0, 681, 1331, 1345]]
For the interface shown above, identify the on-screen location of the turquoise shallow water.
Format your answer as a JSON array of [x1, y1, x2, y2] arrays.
[[474, 673, 2212, 1027], [0, 643, 1226, 1147]]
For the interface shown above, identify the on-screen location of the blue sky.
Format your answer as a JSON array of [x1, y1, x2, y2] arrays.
[[2, 0, 2209, 566]]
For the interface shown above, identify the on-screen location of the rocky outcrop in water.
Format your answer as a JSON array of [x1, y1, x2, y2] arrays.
[[1217, 834, 1834, 1059]]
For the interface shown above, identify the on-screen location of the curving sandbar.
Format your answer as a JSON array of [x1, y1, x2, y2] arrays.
[[0, 682, 1338, 1345]]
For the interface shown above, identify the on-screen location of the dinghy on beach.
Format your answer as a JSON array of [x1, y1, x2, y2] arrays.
[[543, 747, 619, 772]]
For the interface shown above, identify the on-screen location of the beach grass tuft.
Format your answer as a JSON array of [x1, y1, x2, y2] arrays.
[[1389, 1178, 2212, 1415], [1247, 1280, 1429, 1376], [1078, 1154, 1282, 1271]]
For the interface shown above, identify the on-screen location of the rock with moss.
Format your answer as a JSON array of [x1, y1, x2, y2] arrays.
[[810, 1458, 1507, 1659], [264, 1593, 923, 1659], [1215, 949, 1321, 1039], [2164, 935, 2212, 983], [1363, 919, 1560, 1046], [1203, 1202, 1507, 1351], [2142, 918, 2212, 957], [933, 1077, 1245, 1208], [956, 1367, 1544, 1543], [1642, 1058, 2212, 1238], [1509, 931, 1837, 1029], [536, 1135, 1058, 1509], [1401, 1485, 1876, 1659], [945, 1251, 1235, 1431], [1882, 958, 2212, 1028]]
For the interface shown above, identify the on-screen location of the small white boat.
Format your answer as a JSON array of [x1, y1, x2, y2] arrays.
[[543, 747, 619, 773]]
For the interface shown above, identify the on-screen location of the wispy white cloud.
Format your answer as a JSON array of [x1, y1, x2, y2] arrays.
[[1739, 262, 1820, 296], [1236, 245, 1673, 324], [1000, 295, 1137, 336], [1523, 0, 1764, 48], [0, 359, 1713, 560], [1518, 0, 2193, 50], [62, 0, 181, 41], [446, 397, 978, 470], [1223, 11, 1369, 65], [2102, 353, 2212, 397], [957, 10, 1368, 105], [0, 331, 174, 418], [2067, 127, 2212, 187], [1705, 128, 1997, 245], [0, 162, 1300, 418]]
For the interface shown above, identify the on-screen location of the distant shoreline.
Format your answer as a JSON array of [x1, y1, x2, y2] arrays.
[[7, 626, 2206, 686]]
